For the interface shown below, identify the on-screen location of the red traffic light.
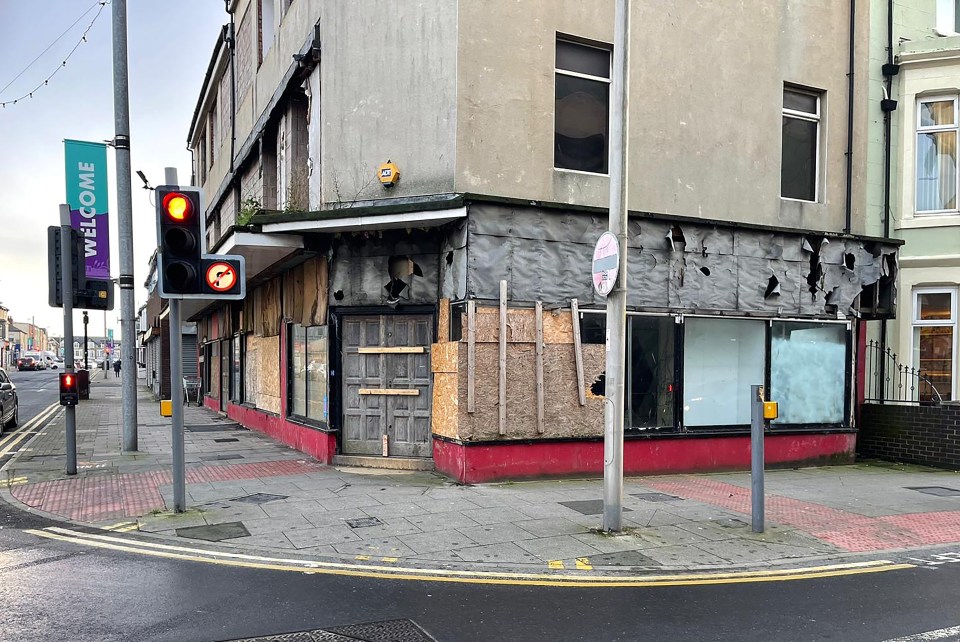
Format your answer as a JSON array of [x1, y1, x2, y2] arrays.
[[60, 373, 77, 391], [162, 192, 194, 221]]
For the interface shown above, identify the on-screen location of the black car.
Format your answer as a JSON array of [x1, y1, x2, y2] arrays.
[[0, 368, 17, 431], [16, 356, 39, 371]]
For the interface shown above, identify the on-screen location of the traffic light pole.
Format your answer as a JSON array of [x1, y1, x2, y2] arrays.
[[166, 167, 186, 513], [59, 204, 77, 476], [112, 0, 138, 452]]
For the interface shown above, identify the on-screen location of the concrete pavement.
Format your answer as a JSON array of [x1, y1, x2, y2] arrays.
[[4, 371, 960, 577]]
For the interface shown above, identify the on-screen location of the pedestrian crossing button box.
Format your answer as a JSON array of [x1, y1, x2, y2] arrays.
[[763, 401, 778, 420]]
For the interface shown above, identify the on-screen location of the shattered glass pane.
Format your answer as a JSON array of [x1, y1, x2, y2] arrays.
[[770, 322, 846, 424]]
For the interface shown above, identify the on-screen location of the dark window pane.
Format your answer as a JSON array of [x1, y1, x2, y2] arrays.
[[781, 116, 817, 200], [555, 74, 609, 173], [556, 40, 610, 78], [783, 89, 817, 115], [579, 313, 605, 344], [627, 316, 675, 431]]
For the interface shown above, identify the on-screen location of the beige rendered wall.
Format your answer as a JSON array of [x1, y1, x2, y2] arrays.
[[319, 1, 458, 205], [455, 0, 871, 234]]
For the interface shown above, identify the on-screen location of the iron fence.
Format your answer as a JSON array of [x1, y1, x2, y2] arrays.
[[864, 339, 942, 405]]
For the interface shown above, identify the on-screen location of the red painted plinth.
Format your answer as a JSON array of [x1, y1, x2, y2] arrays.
[[225, 403, 336, 463], [433, 433, 856, 484]]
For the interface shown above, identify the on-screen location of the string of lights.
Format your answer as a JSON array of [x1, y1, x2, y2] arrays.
[[0, 0, 111, 109]]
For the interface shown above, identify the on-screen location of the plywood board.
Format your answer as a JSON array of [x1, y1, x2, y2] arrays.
[[543, 308, 574, 344], [258, 334, 281, 414], [431, 372, 459, 439], [438, 298, 450, 343], [431, 341, 458, 374], [467, 301, 476, 413]]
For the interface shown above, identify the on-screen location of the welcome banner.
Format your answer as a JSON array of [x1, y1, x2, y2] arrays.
[[64, 139, 110, 280]]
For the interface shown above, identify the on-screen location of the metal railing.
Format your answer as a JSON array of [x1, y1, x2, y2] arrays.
[[864, 340, 942, 405]]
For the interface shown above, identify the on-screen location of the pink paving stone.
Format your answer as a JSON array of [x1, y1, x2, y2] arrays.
[[645, 476, 960, 553], [11, 459, 326, 520]]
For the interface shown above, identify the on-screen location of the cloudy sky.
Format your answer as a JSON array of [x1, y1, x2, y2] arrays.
[[0, 0, 225, 340]]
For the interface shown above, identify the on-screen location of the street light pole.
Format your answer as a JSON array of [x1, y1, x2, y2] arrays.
[[602, 0, 631, 533], [112, 0, 138, 451]]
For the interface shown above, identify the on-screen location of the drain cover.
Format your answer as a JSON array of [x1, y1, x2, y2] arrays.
[[201, 454, 245, 461], [215, 438, 240, 443], [346, 516, 385, 529], [906, 486, 960, 497], [559, 500, 632, 516], [631, 492, 683, 503], [175, 521, 250, 541], [226, 619, 437, 642], [232, 493, 290, 505]]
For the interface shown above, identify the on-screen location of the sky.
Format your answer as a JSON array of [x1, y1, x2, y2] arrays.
[[0, 0, 226, 341]]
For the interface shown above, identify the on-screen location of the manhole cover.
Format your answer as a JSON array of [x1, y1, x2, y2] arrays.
[[176, 521, 250, 541], [232, 493, 290, 505], [631, 492, 683, 503], [225, 619, 437, 642], [906, 486, 960, 497], [559, 500, 632, 516], [346, 517, 385, 529]]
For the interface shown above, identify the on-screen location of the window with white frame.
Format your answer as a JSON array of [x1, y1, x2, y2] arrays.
[[554, 38, 611, 174], [781, 87, 821, 202], [913, 288, 957, 401], [916, 97, 958, 214], [937, 0, 960, 34]]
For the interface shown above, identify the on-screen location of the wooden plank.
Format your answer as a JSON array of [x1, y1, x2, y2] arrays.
[[438, 297, 450, 343], [358, 346, 425, 354], [571, 299, 586, 406], [359, 388, 420, 396], [535, 301, 545, 434], [499, 280, 507, 435], [467, 300, 476, 413]]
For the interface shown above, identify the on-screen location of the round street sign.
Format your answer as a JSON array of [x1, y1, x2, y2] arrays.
[[205, 262, 237, 293], [592, 232, 620, 297]]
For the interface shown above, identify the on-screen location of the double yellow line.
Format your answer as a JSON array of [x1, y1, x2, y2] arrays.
[[26, 526, 914, 587], [0, 402, 61, 461]]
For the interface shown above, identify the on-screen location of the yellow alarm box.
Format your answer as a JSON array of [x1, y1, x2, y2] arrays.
[[160, 399, 172, 417], [763, 401, 778, 420]]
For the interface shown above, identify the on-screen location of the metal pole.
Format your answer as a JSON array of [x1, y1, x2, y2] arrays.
[[60, 204, 77, 476], [83, 311, 89, 368], [750, 384, 765, 533], [603, 0, 631, 533], [112, 0, 138, 452], [165, 166, 186, 512]]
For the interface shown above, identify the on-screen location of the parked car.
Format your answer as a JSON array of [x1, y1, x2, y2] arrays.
[[0, 368, 18, 431], [16, 355, 39, 371]]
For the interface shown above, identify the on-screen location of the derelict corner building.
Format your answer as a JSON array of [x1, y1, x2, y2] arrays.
[[140, 0, 897, 482]]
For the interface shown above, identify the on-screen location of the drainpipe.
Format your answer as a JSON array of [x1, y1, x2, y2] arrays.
[[844, 0, 856, 235], [879, 0, 896, 377], [225, 0, 237, 174]]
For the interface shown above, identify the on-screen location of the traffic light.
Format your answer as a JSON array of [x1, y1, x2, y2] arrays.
[[47, 226, 83, 308], [156, 185, 203, 297], [59, 372, 79, 406]]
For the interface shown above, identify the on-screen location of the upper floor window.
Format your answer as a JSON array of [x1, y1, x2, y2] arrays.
[[259, 0, 276, 64], [913, 288, 957, 401], [937, 0, 960, 34], [916, 97, 958, 214], [781, 87, 821, 202], [554, 38, 610, 174]]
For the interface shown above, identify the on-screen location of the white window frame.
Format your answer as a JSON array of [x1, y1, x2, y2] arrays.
[[937, 0, 960, 35], [911, 287, 958, 399], [554, 38, 612, 177], [781, 87, 821, 203], [916, 96, 959, 216]]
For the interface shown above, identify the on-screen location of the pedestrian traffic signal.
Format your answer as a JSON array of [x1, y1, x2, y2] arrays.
[[59, 372, 79, 406], [156, 185, 203, 297]]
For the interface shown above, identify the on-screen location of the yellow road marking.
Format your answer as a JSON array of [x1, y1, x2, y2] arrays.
[[0, 403, 60, 459], [548, 560, 565, 569], [355, 555, 371, 561], [576, 558, 593, 570], [26, 527, 914, 588], [381, 557, 399, 563], [0, 476, 28, 488]]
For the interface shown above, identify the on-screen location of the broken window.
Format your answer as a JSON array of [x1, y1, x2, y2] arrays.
[[384, 256, 423, 303], [554, 38, 610, 174]]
